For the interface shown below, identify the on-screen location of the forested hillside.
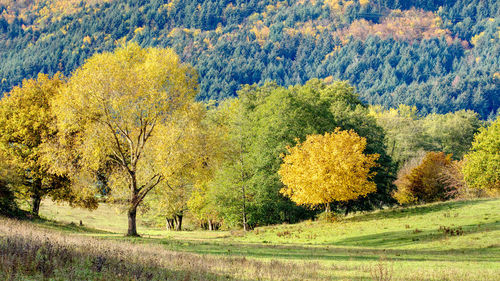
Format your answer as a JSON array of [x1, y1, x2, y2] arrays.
[[0, 0, 499, 118]]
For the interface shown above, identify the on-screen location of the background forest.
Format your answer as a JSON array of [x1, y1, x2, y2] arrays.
[[0, 0, 499, 118], [0, 2, 499, 280]]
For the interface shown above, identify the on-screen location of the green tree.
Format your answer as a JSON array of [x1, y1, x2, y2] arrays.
[[463, 117, 500, 191], [370, 105, 429, 166], [201, 98, 253, 230], [212, 80, 395, 226], [51, 43, 198, 236], [422, 110, 482, 159]]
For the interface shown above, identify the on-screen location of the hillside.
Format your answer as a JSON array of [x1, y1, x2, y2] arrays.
[[1, 198, 497, 280], [0, 0, 498, 118]]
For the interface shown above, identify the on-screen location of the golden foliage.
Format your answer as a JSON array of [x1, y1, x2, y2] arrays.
[[470, 31, 485, 46], [1, 0, 110, 28], [279, 128, 379, 208], [50, 42, 198, 235]]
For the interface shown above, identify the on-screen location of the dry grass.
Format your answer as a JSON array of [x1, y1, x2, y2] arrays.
[[0, 217, 326, 281]]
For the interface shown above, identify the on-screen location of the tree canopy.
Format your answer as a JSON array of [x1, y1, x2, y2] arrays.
[[463, 117, 500, 191], [279, 129, 379, 211], [0, 73, 94, 216], [50, 43, 199, 236]]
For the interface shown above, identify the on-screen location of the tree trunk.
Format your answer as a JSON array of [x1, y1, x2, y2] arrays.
[[31, 194, 42, 217], [127, 206, 139, 236], [166, 218, 174, 231], [127, 172, 140, 237], [325, 202, 331, 213], [208, 219, 213, 231], [242, 186, 248, 231], [175, 214, 183, 231], [344, 201, 352, 216]]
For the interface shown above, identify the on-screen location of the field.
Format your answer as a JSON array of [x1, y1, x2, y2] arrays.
[[1, 198, 499, 280]]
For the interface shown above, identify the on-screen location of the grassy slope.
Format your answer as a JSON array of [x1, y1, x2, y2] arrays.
[[36, 198, 500, 280]]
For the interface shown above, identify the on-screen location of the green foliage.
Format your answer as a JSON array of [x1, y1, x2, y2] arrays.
[[422, 110, 482, 159], [371, 106, 482, 166], [463, 117, 500, 191], [209, 80, 395, 227]]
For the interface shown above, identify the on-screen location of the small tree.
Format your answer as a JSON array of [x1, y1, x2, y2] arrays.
[[279, 128, 379, 213], [393, 151, 453, 204], [463, 117, 500, 191]]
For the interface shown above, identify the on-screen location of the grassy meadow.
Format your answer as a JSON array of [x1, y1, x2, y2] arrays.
[[1, 198, 499, 280]]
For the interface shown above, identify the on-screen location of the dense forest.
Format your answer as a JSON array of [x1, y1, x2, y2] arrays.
[[0, 0, 499, 118]]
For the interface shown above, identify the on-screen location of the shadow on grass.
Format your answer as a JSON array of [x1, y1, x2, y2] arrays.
[[346, 199, 490, 223], [112, 231, 499, 264], [33, 217, 113, 234], [333, 221, 500, 248]]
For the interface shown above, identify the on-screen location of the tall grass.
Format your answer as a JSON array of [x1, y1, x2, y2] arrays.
[[0, 217, 325, 280]]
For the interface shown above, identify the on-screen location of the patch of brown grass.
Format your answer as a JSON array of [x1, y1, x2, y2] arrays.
[[0, 217, 325, 280]]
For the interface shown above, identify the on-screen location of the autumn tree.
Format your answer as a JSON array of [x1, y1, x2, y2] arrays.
[[144, 102, 224, 231], [186, 101, 235, 230], [0, 73, 95, 216], [393, 152, 453, 205], [463, 117, 500, 191], [279, 129, 379, 213], [51, 43, 198, 236]]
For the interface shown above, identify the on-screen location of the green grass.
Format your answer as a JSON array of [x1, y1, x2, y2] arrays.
[[32, 198, 500, 280]]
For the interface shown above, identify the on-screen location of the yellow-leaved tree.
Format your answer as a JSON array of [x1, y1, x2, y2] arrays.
[[143, 102, 225, 231], [50, 43, 198, 236], [279, 128, 379, 213], [0, 73, 97, 216]]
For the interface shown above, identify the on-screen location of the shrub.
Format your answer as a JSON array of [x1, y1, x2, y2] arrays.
[[393, 152, 453, 204], [0, 180, 17, 216]]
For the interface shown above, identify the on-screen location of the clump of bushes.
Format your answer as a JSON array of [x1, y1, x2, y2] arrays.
[[393, 152, 454, 204], [0, 182, 16, 216], [438, 225, 464, 236]]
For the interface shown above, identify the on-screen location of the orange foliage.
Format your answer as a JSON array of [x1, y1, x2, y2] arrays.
[[393, 152, 453, 205], [335, 9, 456, 44]]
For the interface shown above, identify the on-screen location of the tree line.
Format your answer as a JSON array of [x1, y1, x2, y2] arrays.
[[1, 44, 498, 235]]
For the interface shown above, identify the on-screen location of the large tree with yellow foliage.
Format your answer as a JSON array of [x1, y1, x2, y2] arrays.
[[0, 73, 95, 216], [279, 128, 379, 213], [51, 43, 198, 236]]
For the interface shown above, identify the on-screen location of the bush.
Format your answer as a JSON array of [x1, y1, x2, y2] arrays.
[[393, 152, 453, 205], [0, 180, 18, 216]]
